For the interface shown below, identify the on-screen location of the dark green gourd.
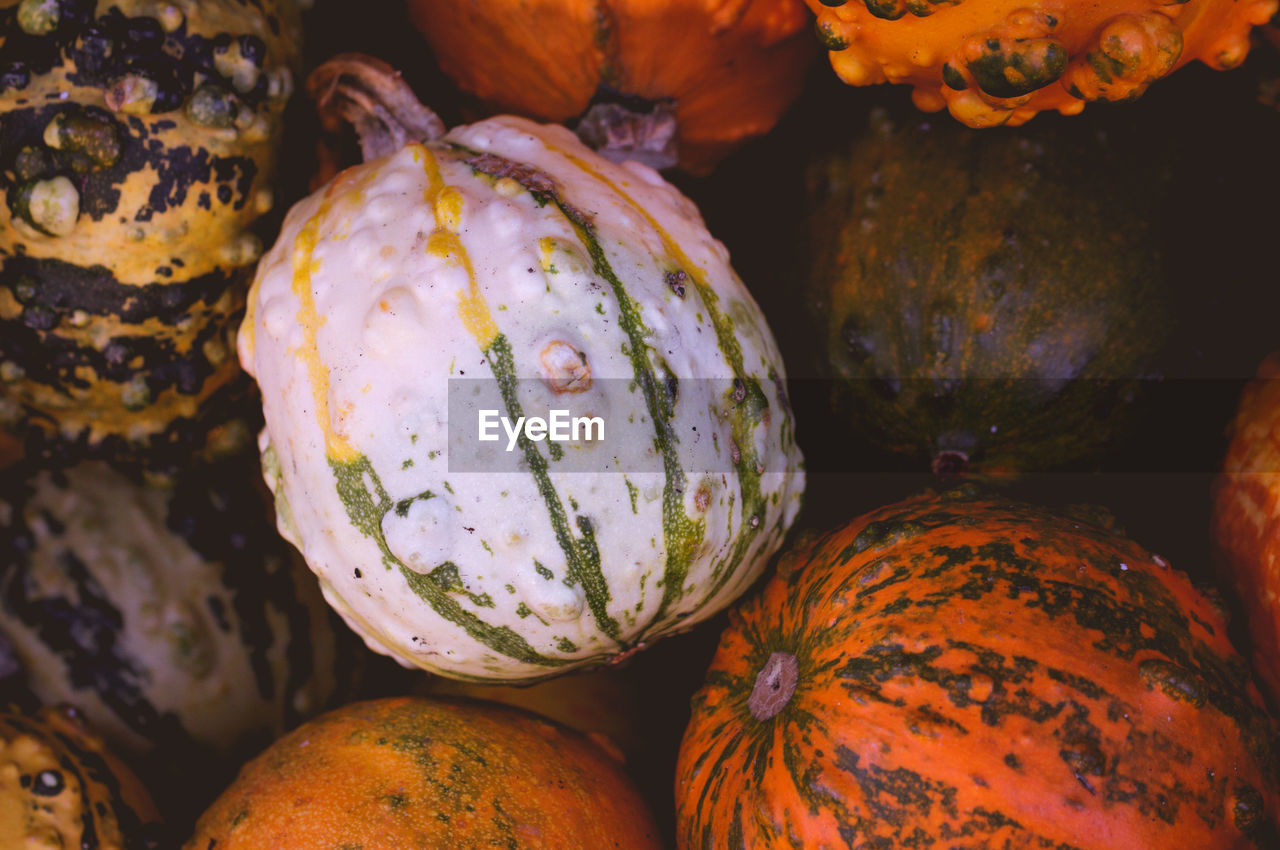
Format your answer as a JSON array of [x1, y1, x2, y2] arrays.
[[804, 107, 1173, 475]]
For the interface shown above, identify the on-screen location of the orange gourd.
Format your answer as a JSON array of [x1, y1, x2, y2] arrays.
[[676, 490, 1280, 847], [404, 0, 816, 172], [1214, 353, 1280, 707], [807, 0, 1278, 127], [186, 696, 661, 849]]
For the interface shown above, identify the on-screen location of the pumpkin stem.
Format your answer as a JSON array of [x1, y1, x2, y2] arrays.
[[748, 651, 798, 720], [306, 53, 445, 162], [575, 98, 678, 171], [931, 450, 970, 477]]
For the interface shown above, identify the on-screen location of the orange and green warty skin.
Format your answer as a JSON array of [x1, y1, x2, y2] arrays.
[[676, 491, 1280, 848], [0, 705, 162, 850], [807, 0, 1278, 127], [186, 696, 662, 850], [1213, 353, 1280, 709]]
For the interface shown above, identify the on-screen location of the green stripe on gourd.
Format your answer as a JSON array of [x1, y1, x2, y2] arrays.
[[543, 155, 770, 632], [329, 451, 571, 669], [484, 332, 622, 644], [550, 203, 704, 635]]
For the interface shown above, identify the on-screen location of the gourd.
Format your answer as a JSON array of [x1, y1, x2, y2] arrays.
[[804, 106, 1171, 475], [0, 459, 339, 776], [239, 55, 805, 681], [805, 0, 1279, 127], [185, 695, 662, 849], [0, 704, 164, 850], [676, 490, 1280, 848], [403, 0, 816, 172], [1213, 353, 1280, 707], [0, 0, 299, 467]]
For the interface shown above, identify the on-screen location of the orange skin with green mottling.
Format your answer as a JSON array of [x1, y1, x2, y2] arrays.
[[186, 696, 661, 850], [676, 491, 1280, 848]]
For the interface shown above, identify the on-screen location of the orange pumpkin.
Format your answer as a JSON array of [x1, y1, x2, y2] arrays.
[[404, 0, 816, 172], [1214, 353, 1280, 707], [186, 696, 661, 849], [807, 0, 1278, 127], [676, 490, 1280, 848]]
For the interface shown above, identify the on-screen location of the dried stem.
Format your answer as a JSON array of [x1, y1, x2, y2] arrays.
[[306, 53, 445, 162]]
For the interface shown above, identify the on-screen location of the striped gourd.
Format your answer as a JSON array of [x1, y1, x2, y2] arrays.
[[0, 459, 339, 774], [676, 491, 1280, 848], [0, 704, 164, 850], [0, 0, 299, 466], [239, 56, 805, 681]]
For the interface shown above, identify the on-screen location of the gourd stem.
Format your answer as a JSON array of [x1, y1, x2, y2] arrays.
[[931, 450, 970, 477], [574, 99, 679, 171], [306, 53, 445, 162], [748, 651, 798, 720]]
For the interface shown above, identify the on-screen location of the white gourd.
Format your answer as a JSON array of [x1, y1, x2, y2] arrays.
[[240, 57, 804, 681]]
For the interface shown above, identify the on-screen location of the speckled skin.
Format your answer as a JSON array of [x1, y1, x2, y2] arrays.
[[0, 461, 338, 766], [677, 491, 1280, 848], [0, 705, 162, 850], [241, 113, 804, 681], [0, 0, 299, 466], [186, 696, 661, 850], [808, 0, 1278, 127]]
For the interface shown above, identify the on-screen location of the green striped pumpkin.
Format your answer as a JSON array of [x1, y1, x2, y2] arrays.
[[0, 459, 339, 777], [239, 56, 805, 681], [676, 491, 1280, 847]]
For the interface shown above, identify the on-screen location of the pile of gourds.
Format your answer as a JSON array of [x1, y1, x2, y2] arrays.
[[4, 0, 1280, 847]]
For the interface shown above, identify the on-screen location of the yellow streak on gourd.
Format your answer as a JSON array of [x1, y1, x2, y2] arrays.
[[414, 145, 497, 349], [538, 237, 557, 272], [290, 193, 357, 463], [551, 147, 711, 295]]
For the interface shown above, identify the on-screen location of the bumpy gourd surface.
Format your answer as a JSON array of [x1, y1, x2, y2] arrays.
[[241, 116, 804, 680], [0, 462, 337, 761], [186, 696, 660, 849], [0, 705, 161, 850], [1214, 354, 1280, 707], [807, 0, 1278, 127], [0, 0, 298, 462], [405, 0, 815, 172], [676, 491, 1279, 848]]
